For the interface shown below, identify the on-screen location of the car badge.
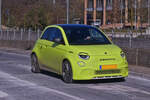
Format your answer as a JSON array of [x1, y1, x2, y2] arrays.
[[99, 65, 102, 70]]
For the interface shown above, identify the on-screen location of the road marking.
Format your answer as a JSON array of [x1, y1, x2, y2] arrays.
[[0, 70, 84, 100], [130, 71, 150, 78], [129, 75, 150, 83], [88, 84, 150, 99], [0, 51, 29, 58], [89, 84, 150, 95], [0, 91, 8, 98]]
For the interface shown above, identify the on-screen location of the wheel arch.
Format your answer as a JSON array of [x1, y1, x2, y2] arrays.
[[61, 58, 74, 75]]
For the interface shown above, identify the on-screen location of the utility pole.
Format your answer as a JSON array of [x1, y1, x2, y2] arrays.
[[135, 0, 137, 29], [0, 0, 1, 30], [148, 0, 150, 27], [53, 0, 56, 5], [121, 0, 123, 26], [66, 0, 69, 24]]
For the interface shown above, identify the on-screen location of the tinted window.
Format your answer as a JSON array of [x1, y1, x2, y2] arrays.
[[41, 28, 51, 40], [41, 27, 64, 44], [62, 26, 111, 45]]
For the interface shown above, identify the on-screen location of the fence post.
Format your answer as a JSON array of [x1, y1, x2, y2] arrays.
[[21, 28, 23, 40], [37, 29, 40, 40], [13, 29, 16, 40], [111, 30, 114, 42], [0, 30, 3, 40], [136, 48, 139, 66], [129, 30, 132, 48], [28, 28, 31, 41], [7, 29, 9, 40]]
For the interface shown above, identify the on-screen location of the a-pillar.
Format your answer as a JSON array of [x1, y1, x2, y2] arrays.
[[93, 0, 97, 23], [84, 0, 88, 25], [103, 0, 106, 26]]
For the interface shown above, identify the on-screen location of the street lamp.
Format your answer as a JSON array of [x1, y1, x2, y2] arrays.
[[135, 0, 137, 29], [148, 0, 150, 27], [0, 0, 1, 30], [121, 0, 123, 25], [66, 0, 69, 24]]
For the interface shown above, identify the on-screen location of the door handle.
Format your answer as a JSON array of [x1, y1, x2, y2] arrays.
[[40, 45, 42, 49], [40, 45, 48, 49]]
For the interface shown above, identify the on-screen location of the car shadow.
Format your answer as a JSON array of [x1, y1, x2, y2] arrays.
[[73, 78, 125, 84], [40, 70, 62, 79], [40, 70, 125, 84]]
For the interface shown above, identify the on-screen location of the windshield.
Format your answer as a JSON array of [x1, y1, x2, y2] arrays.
[[62, 26, 111, 45]]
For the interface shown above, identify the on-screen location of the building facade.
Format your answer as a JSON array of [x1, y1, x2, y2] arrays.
[[84, 0, 150, 29]]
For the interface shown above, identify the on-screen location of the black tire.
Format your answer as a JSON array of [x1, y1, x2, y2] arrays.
[[31, 54, 41, 73], [115, 77, 125, 82], [62, 60, 73, 83]]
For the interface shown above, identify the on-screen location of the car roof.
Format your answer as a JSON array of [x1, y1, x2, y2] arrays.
[[57, 24, 92, 28]]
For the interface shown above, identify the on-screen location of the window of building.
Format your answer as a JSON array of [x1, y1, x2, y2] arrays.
[[106, 0, 112, 10], [88, 0, 93, 8], [97, 0, 103, 11]]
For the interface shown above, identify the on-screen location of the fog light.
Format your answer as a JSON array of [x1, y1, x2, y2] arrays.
[[77, 61, 85, 67]]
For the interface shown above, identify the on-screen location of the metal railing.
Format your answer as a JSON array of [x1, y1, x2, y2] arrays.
[[0, 28, 150, 49], [0, 29, 41, 41]]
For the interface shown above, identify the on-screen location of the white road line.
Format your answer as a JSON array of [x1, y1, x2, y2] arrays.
[[129, 75, 150, 83], [0, 91, 8, 98], [130, 71, 150, 78], [0, 71, 84, 100], [88, 84, 150, 99], [0, 51, 29, 58]]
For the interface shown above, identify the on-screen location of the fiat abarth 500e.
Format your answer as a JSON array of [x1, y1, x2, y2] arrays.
[[31, 24, 128, 83]]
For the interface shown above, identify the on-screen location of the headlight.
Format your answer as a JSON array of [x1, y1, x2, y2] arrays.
[[120, 51, 125, 58], [78, 52, 90, 60]]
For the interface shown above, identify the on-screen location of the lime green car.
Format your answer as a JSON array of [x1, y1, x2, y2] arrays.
[[31, 24, 128, 83]]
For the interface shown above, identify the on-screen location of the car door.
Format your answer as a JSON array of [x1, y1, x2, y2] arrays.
[[45, 27, 66, 74], [38, 28, 53, 67]]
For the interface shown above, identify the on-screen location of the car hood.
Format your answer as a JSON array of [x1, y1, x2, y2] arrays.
[[70, 44, 121, 56]]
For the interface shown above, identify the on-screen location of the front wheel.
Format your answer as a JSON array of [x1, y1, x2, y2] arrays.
[[31, 54, 41, 73], [62, 60, 73, 83]]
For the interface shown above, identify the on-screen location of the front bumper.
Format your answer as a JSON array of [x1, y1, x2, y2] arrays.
[[69, 54, 128, 80], [73, 67, 128, 80]]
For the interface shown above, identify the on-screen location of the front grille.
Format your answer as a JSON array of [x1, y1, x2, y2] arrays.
[[95, 69, 121, 75]]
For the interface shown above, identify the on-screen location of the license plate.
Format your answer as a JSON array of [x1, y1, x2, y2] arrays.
[[99, 65, 117, 70]]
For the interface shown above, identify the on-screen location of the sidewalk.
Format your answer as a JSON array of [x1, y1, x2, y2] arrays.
[[0, 47, 31, 55], [129, 65, 150, 78]]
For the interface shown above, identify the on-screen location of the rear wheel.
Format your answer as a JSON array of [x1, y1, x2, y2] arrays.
[[31, 54, 40, 73], [62, 60, 73, 83]]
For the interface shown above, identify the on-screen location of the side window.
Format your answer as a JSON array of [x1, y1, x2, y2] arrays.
[[41, 28, 52, 40], [47, 28, 64, 44]]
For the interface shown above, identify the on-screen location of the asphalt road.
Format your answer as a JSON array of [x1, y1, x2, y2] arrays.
[[0, 50, 150, 100]]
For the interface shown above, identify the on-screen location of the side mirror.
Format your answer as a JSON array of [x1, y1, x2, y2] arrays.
[[53, 38, 64, 44]]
